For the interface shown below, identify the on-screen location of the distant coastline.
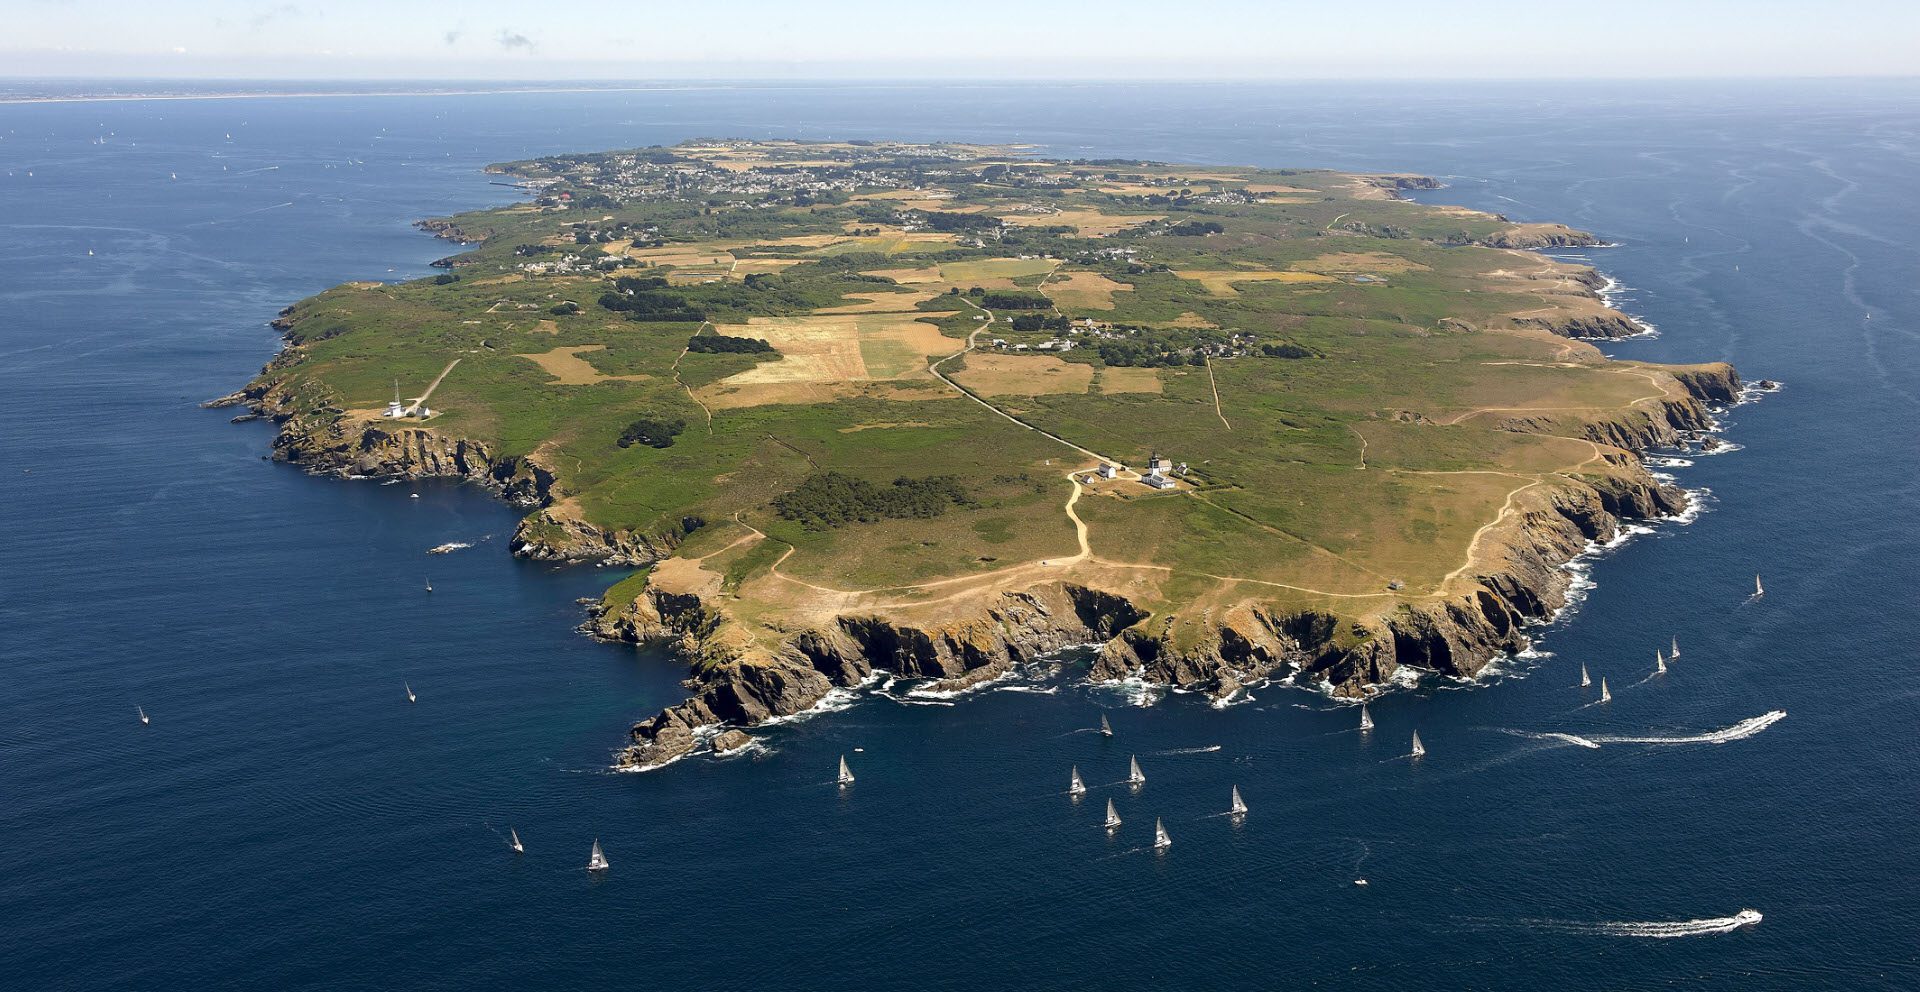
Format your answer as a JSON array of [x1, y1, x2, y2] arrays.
[[0, 83, 701, 106]]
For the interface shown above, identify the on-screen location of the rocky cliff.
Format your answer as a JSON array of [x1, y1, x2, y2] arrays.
[[595, 362, 1741, 770]]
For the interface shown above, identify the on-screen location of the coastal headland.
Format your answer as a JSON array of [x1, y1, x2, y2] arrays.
[[216, 139, 1742, 768]]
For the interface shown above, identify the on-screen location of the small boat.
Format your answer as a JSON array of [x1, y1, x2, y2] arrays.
[[1153, 817, 1172, 850], [837, 755, 855, 786], [1099, 714, 1113, 738], [1104, 798, 1122, 830], [1732, 908, 1764, 929], [138, 706, 150, 726], [509, 828, 524, 854], [424, 577, 433, 593], [587, 839, 608, 872], [1228, 785, 1247, 816], [1580, 663, 1591, 688], [1670, 636, 1680, 659], [1656, 650, 1667, 675], [1358, 703, 1373, 732], [1069, 766, 1086, 796], [1753, 574, 1765, 597], [1127, 755, 1145, 785], [1599, 678, 1611, 704], [405, 682, 416, 704], [87, 248, 94, 256], [1410, 730, 1425, 758], [1354, 879, 1369, 887]]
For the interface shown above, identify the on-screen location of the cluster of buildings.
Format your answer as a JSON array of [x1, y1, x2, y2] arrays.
[[1090, 454, 1190, 491]]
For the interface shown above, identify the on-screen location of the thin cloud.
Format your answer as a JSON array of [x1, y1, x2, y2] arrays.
[[444, 30, 464, 46], [496, 29, 535, 52], [249, 4, 302, 30]]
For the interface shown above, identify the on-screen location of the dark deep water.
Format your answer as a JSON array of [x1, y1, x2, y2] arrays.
[[2, 81, 1916, 990]]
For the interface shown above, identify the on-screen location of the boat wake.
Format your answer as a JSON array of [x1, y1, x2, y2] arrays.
[[1492, 728, 1602, 750], [1498, 909, 1762, 938], [1153, 745, 1223, 755], [1589, 710, 1786, 746]]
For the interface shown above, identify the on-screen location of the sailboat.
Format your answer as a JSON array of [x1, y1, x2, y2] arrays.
[[1580, 663, 1592, 688], [1229, 786, 1247, 816], [1670, 636, 1680, 659], [837, 755, 855, 786], [1153, 818, 1172, 850], [587, 839, 608, 872], [1069, 766, 1086, 796], [1104, 798, 1122, 830], [1656, 650, 1667, 675], [1754, 574, 1765, 597], [1099, 713, 1113, 738], [1410, 730, 1425, 758], [138, 706, 150, 726], [509, 828, 524, 854], [405, 682, 416, 704], [1599, 678, 1612, 704], [1358, 703, 1373, 732], [425, 576, 433, 593], [1127, 755, 1145, 786]]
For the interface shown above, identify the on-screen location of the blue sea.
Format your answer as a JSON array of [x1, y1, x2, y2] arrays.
[[2, 81, 1916, 990]]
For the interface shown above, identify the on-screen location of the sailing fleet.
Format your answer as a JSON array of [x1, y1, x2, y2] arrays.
[[179, 612, 1711, 873]]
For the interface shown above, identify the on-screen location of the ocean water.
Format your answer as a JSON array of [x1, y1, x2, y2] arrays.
[[2, 81, 1916, 990]]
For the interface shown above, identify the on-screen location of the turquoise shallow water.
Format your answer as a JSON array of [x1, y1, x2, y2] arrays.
[[1, 81, 1916, 990]]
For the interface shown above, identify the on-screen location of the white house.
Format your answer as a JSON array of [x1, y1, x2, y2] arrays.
[[1144, 474, 1178, 490], [1097, 463, 1118, 479]]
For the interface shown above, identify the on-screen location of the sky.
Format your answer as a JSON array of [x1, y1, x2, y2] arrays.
[[4, 0, 1919, 80]]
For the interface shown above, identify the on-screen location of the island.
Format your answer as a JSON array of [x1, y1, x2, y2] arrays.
[[217, 139, 1740, 769]]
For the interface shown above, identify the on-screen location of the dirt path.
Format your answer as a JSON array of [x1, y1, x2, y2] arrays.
[[405, 358, 461, 414], [1203, 354, 1233, 430], [1439, 479, 1546, 591], [674, 323, 715, 434]]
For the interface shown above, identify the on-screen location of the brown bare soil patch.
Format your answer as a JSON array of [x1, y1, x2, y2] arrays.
[[514, 345, 651, 385], [951, 353, 1094, 396]]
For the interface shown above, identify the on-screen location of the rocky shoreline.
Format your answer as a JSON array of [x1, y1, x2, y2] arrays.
[[590, 363, 1740, 771]]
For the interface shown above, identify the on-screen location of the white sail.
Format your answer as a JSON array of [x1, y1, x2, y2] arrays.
[[405, 682, 415, 703], [838, 755, 855, 785], [425, 576, 433, 593], [138, 706, 149, 726], [1580, 663, 1592, 687], [1410, 730, 1425, 757], [1104, 798, 1121, 829], [510, 828, 523, 854], [1229, 785, 1247, 816], [1656, 650, 1667, 675], [1099, 714, 1113, 737], [1670, 636, 1680, 659], [1069, 766, 1086, 795], [1128, 755, 1145, 785], [1358, 703, 1373, 731], [1153, 817, 1172, 849], [1754, 574, 1764, 596], [587, 839, 608, 871], [1599, 678, 1611, 703]]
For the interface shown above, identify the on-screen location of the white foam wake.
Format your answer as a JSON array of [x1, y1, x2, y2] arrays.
[[1589, 710, 1786, 746], [1516, 909, 1763, 938], [1495, 729, 1602, 749]]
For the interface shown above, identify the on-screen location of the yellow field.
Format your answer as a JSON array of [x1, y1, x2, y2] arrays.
[[1174, 270, 1341, 297], [710, 313, 955, 388], [1044, 270, 1132, 311], [1095, 366, 1163, 394], [814, 289, 953, 314], [728, 258, 807, 278], [999, 209, 1162, 237], [951, 353, 1094, 396], [866, 257, 1058, 291], [514, 345, 650, 385]]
